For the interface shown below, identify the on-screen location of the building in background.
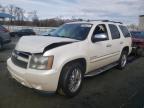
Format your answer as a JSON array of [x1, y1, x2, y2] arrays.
[[139, 15, 144, 31]]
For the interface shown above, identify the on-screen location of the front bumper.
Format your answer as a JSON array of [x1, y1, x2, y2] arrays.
[[7, 58, 59, 92]]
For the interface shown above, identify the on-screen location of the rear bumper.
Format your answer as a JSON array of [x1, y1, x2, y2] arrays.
[[7, 58, 59, 92]]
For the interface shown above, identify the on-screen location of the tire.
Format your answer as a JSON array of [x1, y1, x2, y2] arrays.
[[57, 62, 84, 97], [117, 50, 128, 70]]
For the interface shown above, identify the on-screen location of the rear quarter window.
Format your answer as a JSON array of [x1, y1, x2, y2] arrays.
[[119, 25, 131, 38]]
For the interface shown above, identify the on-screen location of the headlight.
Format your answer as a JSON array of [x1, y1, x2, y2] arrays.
[[29, 54, 54, 70]]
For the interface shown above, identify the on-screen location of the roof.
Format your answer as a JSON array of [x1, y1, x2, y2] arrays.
[[0, 13, 15, 19], [68, 20, 123, 25]]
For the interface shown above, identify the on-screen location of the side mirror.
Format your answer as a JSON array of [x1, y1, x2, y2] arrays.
[[92, 33, 107, 42]]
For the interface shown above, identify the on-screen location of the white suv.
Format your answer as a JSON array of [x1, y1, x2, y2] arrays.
[[7, 20, 132, 97]]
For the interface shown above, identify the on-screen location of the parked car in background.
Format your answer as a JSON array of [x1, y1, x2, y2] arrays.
[[131, 31, 144, 56], [41, 28, 56, 36], [0, 25, 11, 49], [10, 29, 36, 37]]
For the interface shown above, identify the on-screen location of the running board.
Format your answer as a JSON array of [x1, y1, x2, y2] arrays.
[[84, 62, 118, 77]]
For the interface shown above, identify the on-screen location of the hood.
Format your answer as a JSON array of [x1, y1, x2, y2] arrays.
[[15, 36, 78, 53]]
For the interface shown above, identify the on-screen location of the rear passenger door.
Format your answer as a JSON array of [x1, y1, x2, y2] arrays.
[[119, 25, 132, 54], [108, 24, 122, 62]]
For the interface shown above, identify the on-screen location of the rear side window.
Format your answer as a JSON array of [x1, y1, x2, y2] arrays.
[[109, 24, 120, 39], [119, 25, 131, 38]]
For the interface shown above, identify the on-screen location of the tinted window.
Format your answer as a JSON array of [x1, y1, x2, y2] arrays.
[[50, 23, 92, 40], [19, 29, 24, 32], [19, 29, 33, 32], [23, 29, 33, 32], [27, 29, 33, 32], [92, 24, 108, 41], [109, 24, 120, 39], [119, 25, 130, 37]]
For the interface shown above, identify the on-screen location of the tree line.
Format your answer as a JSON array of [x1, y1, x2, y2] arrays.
[[0, 4, 83, 27], [0, 4, 139, 29]]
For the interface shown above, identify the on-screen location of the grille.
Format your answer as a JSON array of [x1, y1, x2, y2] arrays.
[[11, 50, 31, 69]]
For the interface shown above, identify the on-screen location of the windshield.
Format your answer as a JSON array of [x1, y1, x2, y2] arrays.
[[49, 23, 92, 40], [131, 31, 144, 38]]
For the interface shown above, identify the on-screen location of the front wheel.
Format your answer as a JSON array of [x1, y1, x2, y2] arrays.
[[117, 51, 128, 70], [57, 62, 84, 97]]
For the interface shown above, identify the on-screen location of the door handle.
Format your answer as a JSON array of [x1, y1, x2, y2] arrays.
[[106, 44, 112, 47], [120, 41, 124, 44]]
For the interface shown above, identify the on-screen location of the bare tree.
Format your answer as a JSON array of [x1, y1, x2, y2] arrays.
[[7, 5, 15, 15], [6, 5, 15, 22], [0, 5, 6, 13], [26, 10, 39, 26]]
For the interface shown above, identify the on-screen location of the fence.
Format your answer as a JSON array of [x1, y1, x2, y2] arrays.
[[4, 25, 56, 35]]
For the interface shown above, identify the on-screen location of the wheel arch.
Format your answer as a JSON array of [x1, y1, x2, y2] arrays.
[[122, 46, 129, 54], [61, 58, 87, 74], [56, 57, 87, 91]]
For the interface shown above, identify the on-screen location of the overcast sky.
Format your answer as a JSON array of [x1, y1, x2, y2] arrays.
[[0, 0, 144, 24]]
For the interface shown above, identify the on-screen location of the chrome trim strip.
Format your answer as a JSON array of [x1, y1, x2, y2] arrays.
[[90, 52, 120, 63]]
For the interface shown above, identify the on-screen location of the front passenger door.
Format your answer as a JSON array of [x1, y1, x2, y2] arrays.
[[88, 24, 113, 72]]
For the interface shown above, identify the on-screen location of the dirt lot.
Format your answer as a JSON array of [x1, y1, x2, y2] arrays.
[[0, 38, 144, 108]]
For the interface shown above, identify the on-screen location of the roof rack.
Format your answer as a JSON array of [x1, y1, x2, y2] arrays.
[[103, 20, 123, 24], [87, 20, 123, 24]]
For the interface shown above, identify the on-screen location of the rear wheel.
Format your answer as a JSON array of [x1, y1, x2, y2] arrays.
[[117, 51, 128, 70], [57, 62, 84, 97]]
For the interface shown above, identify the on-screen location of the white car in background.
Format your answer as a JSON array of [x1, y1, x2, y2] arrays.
[[7, 20, 132, 97]]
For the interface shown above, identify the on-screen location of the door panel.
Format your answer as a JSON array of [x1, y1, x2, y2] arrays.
[[87, 24, 114, 72], [88, 40, 114, 72], [107, 24, 122, 61]]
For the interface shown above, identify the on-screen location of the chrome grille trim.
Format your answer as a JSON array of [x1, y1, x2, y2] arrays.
[[11, 50, 31, 69]]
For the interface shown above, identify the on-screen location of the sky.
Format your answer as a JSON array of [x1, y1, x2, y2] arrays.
[[0, 0, 144, 24]]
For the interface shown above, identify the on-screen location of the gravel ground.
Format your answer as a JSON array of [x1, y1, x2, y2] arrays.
[[0, 37, 144, 108]]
